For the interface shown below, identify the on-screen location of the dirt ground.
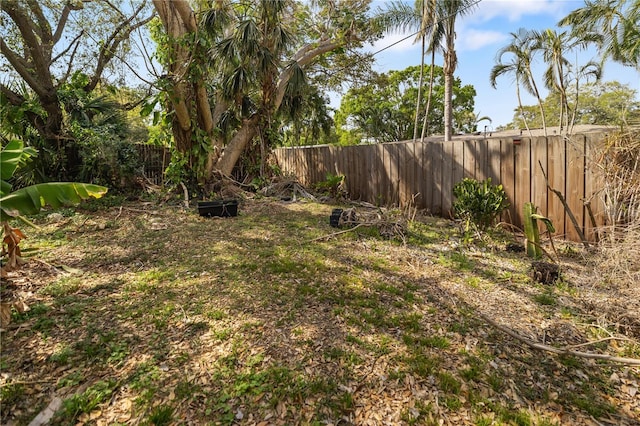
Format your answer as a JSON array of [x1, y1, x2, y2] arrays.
[[1, 198, 638, 425]]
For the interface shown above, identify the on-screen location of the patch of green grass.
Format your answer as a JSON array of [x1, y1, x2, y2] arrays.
[[324, 347, 362, 366], [205, 309, 227, 320], [74, 329, 126, 362], [146, 405, 174, 426], [536, 418, 560, 426], [437, 372, 461, 394], [266, 252, 305, 275], [405, 352, 440, 378], [486, 401, 533, 426], [42, 277, 82, 297], [407, 223, 440, 244], [58, 371, 83, 389], [391, 312, 423, 332], [175, 380, 202, 400], [0, 383, 25, 407], [49, 345, 74, 365], [474, 416, 493, 426], [130, 363, 163, 406], [400, 400, 434, 425], [57, 380, 117, 423], [212, 327, 232, 341], [33, 315, 56, 334], [437, 252, 474, 271], [558, 355, 582, 369], [460, 363, 482, 382], [442, 395, 462, 410], [80, 194, 127, 211], [533, 291, 557, 306], [11, 302, 50, 323], [464, 276, 482, 288], [567, 390, 615, 418], [360, 307, 389, 329], [107, 341, 130, 366], [487, 372, 505, 393], [403, 334, 450, 350]]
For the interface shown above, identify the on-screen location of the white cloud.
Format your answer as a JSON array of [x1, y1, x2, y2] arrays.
[[457, 28, 508, 51], [471, 0, 569, 23]]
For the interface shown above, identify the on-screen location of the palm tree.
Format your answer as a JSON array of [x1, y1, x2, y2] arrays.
[[376, 0, 438, 141], [559, 0, 640, 69], [421, 0, 444, 141], [490, 28, 547, 136], [567, 60, 602, 134], [531, 28, 602, 133], [437, 0, 478, 141]]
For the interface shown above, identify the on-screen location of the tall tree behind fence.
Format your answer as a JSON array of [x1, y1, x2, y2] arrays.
[[273, 134, 607, 242]]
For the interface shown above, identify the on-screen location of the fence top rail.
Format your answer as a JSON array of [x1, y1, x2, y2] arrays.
[[275, 126, 623, 151]]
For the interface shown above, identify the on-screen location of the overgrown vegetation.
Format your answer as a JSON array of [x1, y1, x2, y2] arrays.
[[1, 198, 637, 425], [452, 177, 509, 240]]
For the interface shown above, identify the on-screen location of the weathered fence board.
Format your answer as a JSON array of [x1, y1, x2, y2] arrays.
[[532, 136, 548, 218], [547, 137, 566, 238], [566, 135, 586, 242], [584, 135, 605, 242], [273, 133, 612, 242]]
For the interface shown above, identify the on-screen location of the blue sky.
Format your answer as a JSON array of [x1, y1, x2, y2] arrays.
[[356, 0, 640, 129]]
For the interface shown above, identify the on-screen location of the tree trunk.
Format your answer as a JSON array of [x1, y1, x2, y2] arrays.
[[443, 51, 454, 141], [414, 34, 426, 141], [216, 116, 260, 176], [515, 77, 532, 136], [528, 72, 548, 136], [153, 0, 218, 180], [421, 49, 436, 141]]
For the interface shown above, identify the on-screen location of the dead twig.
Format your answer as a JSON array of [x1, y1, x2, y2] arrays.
[[0, 380, 55, 388], [305, 223, 367, 243], [122, 207, 163, 215], [565, 336, 636, 350], [479, 312, 640, 366]]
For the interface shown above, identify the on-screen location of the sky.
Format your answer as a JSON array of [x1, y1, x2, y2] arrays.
[[352, 0, 640, 130]]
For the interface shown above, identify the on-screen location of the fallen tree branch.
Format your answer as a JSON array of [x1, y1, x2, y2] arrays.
[[478, 311, 640, 366], [179, 181, 189, 209], [305, 223, 367, 243], [121, 207, 163, 215], [538, 160, 590, 248], [565, 336, 635, 350]]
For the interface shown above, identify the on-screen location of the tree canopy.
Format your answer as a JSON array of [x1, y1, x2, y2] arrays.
[[334, 65, 476, 145], [507, 81, 640, 129], [151, 0, 381, 186], [0, 0, 155, 183]]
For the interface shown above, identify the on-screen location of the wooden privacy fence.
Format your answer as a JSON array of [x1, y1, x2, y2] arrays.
[[273, 134, 608, 242]]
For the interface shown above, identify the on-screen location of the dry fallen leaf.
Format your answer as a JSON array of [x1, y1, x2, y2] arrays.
[[0, 303, 13, 327]]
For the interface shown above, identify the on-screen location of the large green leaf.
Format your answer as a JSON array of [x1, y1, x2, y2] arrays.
[[0, 183, 108, 221], [0, 139, 25, 181], [1, 139, 37, 196], [1, 140, 25, 195]]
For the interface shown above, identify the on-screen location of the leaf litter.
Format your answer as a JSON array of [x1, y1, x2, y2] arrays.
[[0, 198, 638, 425]]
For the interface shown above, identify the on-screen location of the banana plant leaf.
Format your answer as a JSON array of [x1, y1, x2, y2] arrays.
[[1, 140, 25, 195], [1, 139, 37, 196], [0, 182, 108, 222], [531, 213, 556, 234]]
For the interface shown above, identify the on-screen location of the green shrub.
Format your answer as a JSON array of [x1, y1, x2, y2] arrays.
[[314, 173, 345, 198], [453, 178, 509, 231]]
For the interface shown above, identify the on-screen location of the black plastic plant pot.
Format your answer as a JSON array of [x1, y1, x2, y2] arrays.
[[330, 208, 343, 227], [198, 199, 239, 217]]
